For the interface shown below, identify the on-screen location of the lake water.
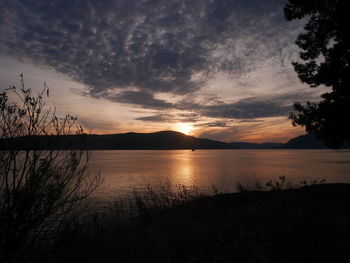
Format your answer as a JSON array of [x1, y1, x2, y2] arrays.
[[88, 149, 350, 201]]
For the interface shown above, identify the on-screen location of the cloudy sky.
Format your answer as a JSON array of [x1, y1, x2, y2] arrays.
[[0, 0, 325, 142]]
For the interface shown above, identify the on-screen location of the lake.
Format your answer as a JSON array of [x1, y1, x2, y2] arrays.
[[88, 149, 350, 201]]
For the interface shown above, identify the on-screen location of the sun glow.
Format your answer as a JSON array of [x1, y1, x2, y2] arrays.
[[176, 123, 193, 135]]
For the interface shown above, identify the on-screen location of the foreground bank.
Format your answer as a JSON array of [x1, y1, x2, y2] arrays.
[[31, 183, 350, 263]]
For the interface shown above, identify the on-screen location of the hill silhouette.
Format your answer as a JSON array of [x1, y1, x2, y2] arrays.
[[283, 134, 350, 149], [2, 131, 230, 150], [2, 131, 350, 150], [85, 131, 231, 149]]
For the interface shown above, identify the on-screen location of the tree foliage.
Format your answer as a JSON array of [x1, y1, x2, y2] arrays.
[[0, 75, 102, 262], [285, 0, 350, 148]]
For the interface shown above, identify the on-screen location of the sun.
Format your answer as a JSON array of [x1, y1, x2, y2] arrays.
[[176, 123, 193, 135]]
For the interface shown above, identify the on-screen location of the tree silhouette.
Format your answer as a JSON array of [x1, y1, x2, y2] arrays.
[[284, 0, 350, 148], [0, 75, 102, 262]]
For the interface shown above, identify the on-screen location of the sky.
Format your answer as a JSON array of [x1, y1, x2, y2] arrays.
[[0, 0, 327, 143]]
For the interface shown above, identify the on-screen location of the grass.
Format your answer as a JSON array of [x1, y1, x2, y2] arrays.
[[236, 176, 327, 192], [24, 180, 350, 262]]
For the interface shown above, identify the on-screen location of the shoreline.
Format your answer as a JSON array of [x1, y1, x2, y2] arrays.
[[39, 183, 350, 262]]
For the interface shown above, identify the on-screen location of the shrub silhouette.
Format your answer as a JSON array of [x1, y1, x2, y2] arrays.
[[0, 75, 102, 262]]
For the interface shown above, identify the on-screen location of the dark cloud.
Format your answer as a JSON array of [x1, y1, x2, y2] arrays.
[[107, 90, 174, 109], [177, 92, 318, 120], [134, 91, 319, 122], [136, 113, 199, 123], [0, 0, 295, 104], [202, 98, 291, 119], [194, 121, 230, 128], [136, 114, 172, 122]]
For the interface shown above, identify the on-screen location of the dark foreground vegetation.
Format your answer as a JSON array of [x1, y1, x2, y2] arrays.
[[28, 182, 350, 263]]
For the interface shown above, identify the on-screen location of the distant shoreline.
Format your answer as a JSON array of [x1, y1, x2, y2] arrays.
[[2, 131, 349, 150]]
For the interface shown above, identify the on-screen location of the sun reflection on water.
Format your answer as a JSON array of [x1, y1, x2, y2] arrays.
[[89, 149, 350, 201], [170, 150, 195, 187]]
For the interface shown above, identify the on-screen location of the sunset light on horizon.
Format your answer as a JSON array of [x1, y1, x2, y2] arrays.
[[175, 123, 193, 136]]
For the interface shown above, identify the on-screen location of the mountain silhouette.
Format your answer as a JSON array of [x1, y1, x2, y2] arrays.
[[2, 131, 230, 150], [283, 133, 350, 149], [84, 131, 231, 149], [2, 131, 349, 150]]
